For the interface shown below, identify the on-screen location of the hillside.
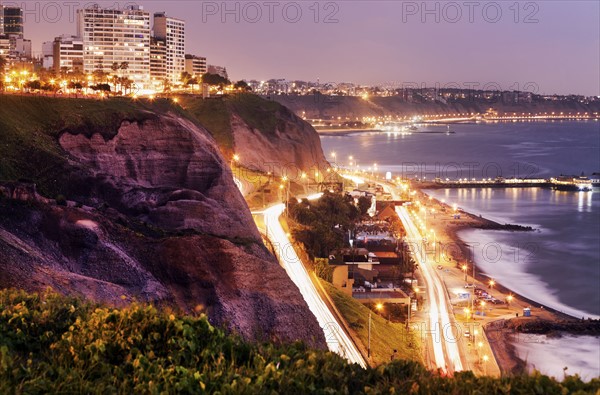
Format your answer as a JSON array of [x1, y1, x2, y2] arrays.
[[1, 289, 598, 394], [180, 94, 330, 176], [0, 95, 325, 348], [270, 95, 600, 120]]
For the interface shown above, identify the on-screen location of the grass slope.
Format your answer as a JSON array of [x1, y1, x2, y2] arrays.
[[1, 289, 597, 394], [321, 280, 421, 366], [179, 93, 287, 156]]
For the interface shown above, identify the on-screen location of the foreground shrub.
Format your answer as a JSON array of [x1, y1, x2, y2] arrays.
[[0, 289, 598, 394]]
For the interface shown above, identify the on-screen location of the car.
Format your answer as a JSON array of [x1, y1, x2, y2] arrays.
[[437, 265, 443, 270], [464, 329, 471, 338], [490, 298, 504, 305], [464, 283, 475, 288]]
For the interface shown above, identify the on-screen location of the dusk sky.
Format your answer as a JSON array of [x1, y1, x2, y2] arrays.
[[14, 0, 600, 96]]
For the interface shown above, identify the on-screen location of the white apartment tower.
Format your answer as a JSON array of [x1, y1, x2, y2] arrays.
[[77, 5, 151, 88], [153, 12, 185, 84], [53, 35, 84, 73]]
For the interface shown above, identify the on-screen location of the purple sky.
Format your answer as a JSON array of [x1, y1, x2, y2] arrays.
[[13, 0, 600, 96]]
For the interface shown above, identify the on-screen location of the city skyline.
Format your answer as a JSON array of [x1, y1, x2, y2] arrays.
[[13, 0, 600, 96]]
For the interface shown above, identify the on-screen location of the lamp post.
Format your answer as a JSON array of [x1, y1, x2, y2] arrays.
[[301, 172, 307, 194], [462, 264, 468, 282], [406, 296, 411, 329], [507, 294, 514, 306], [230, 154, 240, 172], [282, 176, 289, 218], [368, 303, 383, 359], [482, 354, 489, 375]]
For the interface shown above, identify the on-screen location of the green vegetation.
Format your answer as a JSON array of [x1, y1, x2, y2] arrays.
[[289, 191, 360, 258], [179, 93, 288, 156], [0, 93, 292, 197], [0, 95, 185, 197], [179, 96, 234, 153], [320, 281, 420, 366], [1, 289, 598, 394]]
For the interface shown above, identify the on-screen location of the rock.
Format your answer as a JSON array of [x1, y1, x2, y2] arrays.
[[0, 106, 327, 349], [231, 109, 329, 177]]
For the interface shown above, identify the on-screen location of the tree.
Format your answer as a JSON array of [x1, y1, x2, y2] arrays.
[[180, 71, 192, 85], [25, 80, 42, 90], [234, 80, 251, 91], [0, 56, 6, 91], [357, 196, 372, 216], [120, 77, 133, 95], [202, 72, 230, 88], [162, 78, 171, 92]]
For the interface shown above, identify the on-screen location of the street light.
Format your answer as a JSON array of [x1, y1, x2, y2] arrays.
[[489, 279, 495, 289], [231, 153, 240, 170], [368, 303, 383, 359], [462, 264, 468, 282], [282, 176, 289, 219], [482, 354, 489, 375], [507, 294, 514, 305], [301, 172, 307, 193]]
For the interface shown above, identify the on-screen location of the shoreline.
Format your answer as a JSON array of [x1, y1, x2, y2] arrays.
[[314, 128, 382, 136], [408, 184, 597, 375], [411, 185, 583, 320]]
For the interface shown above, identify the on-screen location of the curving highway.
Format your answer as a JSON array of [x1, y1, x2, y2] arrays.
[[396, 205, 464, 373], [370, 180, 464, 374], [263, 199, 367, 368]]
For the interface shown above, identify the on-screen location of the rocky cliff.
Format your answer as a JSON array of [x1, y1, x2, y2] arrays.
[[0, 95, 326, 348], [181, 94, 330, 177]]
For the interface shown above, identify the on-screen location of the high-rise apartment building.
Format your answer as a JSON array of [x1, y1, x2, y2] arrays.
[[185, 54, 207, 77], [2, 6, 23, 37], [150, 37, 166, 83], [53, 35, 84, 73], [0, 4, 4, 35], [153, 12, 185, 84], [77, 5, 150, 87]]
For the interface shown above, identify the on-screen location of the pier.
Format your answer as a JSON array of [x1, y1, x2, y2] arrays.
[[420, 176, 597, 191]]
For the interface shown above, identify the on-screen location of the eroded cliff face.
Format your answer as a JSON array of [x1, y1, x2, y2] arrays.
[[0, 111, 326, 348], [229, 105, 330, 177]]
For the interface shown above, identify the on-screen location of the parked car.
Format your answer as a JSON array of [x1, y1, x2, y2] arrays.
[[437, 265, 443, 270], [464, 283, 475, 288]]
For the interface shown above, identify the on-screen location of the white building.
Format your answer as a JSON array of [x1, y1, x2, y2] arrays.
[[153, 12, 185, 84], [52, 35, 83, 73], [41, 40, 54, 69], [150, 37, 166, 88], [77, 5, 151, 88], [10, 36, 30, 59], [184, 54, 206, 77], [0, 35, 9, 58]]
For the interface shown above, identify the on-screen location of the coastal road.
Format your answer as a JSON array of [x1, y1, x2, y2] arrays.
[[366, 178, 464, 374], [396, 205, 464, 373], [262, 199, 367, 368]]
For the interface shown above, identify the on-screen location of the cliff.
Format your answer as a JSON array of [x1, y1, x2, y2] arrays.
[[0, 95, 325, 348], [181, 94, 330, 176]]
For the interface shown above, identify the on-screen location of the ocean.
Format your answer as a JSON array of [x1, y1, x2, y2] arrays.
[[320, 121, 600, 318]]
